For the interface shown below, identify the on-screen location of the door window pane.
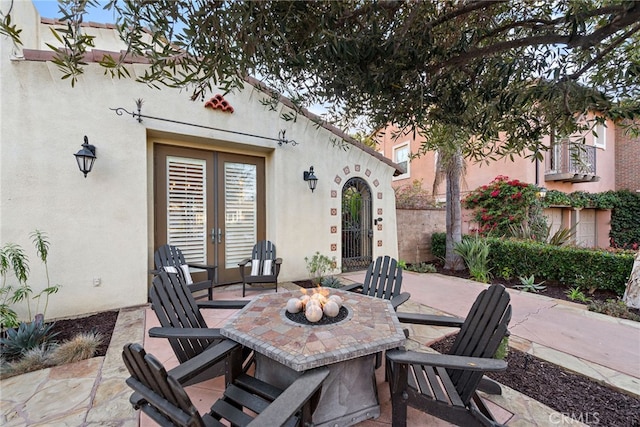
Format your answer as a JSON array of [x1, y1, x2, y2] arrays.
[[224, 162, 257, 268], [166, 156, 207, 264]]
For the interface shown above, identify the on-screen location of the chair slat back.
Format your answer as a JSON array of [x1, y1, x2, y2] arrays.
[[123, 343, 205, 427], [150, 271, 214, 363], [362, 256, 403, 301], [251, 240, 277, 275], [448, 284, 511, 404], [154, 244, 190, 283]]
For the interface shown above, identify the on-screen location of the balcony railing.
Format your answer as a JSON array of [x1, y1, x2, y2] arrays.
[[545, 142, 600, 183]]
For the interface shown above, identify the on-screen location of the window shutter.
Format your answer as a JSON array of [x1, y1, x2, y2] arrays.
[[166, 156, 207, 264], [224, 162, 257, 268]]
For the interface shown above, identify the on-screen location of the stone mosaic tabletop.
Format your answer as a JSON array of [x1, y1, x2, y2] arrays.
[[221, 288, 406, 371]]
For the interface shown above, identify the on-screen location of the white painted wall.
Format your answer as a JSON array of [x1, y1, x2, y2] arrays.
[[0, 1, 398, 321]]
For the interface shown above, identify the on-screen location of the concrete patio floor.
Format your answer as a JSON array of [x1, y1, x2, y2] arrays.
[[2, 272, 639, 426]]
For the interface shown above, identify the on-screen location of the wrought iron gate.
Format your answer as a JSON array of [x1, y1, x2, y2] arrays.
[[341, 177, 372, 271]]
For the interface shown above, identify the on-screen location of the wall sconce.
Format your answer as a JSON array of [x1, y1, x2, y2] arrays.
[[374, 217, 383, 225], [74, 136, 97, 178], [303, 166, 318, 192], [536, 187, 547, 199]]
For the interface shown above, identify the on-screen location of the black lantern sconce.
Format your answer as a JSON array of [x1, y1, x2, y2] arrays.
[[303, 166, 318, 192], [74, 136, 97, 178]]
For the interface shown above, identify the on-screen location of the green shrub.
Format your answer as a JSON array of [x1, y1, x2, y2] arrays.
[[431, 232, 446, 260], [405, 263, 437, 273], [609, 190, 640, 250], [1, 230, 61, 329], [486, 238, 634, 295], [565, 287, 591, 303], [304, 252, 337, 285], [454, 236, 491, 283]]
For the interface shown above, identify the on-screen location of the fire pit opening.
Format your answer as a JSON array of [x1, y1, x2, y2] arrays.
[[283, 287, 352, 325], [285, 305, 350, 326]]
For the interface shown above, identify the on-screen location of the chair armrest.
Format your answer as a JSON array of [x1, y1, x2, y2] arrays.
[[396, 312, 465, 328], [386, 349, 507, 372], [169, 339, 240, 385], [342, 283, 363, 293], [198, 300, 248, 310], [248, 366, 330, 427], [187, 263, 216, 272], [238, 258, 251, 267], [390, 292, 411, 310], [148, 327, 223, 340]]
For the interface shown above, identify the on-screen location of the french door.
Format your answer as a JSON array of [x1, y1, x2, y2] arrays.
[[154, 145, 265, 284]]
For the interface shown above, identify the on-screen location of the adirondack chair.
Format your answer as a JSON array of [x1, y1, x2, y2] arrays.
[[148, 271, 249, 386], [123, 342, 329, 427], [386, 284, 512, 427], [238, 240, 282, 297], [342, 255, 410, 310], [154, 244, 217, 300]]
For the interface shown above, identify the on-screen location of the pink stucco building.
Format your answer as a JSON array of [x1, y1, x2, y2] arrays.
[[378, 118, 639, 248]]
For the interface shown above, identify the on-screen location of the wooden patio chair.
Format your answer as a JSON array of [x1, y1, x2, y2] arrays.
[[123, 342, 329, 427], [238, 240, 282, 297], [342, 255, 410, 368], [386, 284, 512, 427], [148, 271, 249, 386], [153, 244, 217, 300], [342, 255, 410, 310]]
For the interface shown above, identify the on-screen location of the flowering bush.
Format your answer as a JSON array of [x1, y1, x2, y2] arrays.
[[463, 175, 540, 237]]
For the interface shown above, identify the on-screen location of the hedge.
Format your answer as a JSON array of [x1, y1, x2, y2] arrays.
[[430, 233, 634, 295]]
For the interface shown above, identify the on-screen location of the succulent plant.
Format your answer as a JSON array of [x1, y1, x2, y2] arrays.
[[0, 320, 58, 360]]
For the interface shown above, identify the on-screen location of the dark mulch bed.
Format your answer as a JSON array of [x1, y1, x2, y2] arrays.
[[431, 334, 640, 427], [49, 310, 119, 358], [431, 264, 640, 317]]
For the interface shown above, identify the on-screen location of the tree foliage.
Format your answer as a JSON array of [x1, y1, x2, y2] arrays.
[[3, 1, 638, 145]]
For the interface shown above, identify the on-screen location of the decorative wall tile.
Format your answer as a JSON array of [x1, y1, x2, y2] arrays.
[[331, 190, 337, 198], [334, 175, 342, 184], [377, 224, 383, 231], [343, 166, 350, 175], [331, 226, 337, 234], [377, 240, 383, 247], [331, 208, 337, 216], [331, 244, 337, 252], [373, 179, 379, 187], [204, 94, 234, 113], [355, 165, 361, 172], [377, 208, 383, 215], [377, 192, 383, 199], [365, 169, 371, 177]]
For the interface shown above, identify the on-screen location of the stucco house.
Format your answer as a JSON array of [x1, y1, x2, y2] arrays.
[[378, 116, 637, 249], [1, 1, 401, 321]]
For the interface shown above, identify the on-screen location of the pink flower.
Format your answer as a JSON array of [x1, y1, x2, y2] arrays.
[[491, 190, 500, 197]]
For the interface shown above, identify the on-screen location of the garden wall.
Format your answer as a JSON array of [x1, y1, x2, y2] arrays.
[[396, 208, 446, 263]]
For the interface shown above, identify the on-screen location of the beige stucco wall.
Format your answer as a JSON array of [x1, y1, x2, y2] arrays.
[[396, 209, 446, 264], [1, 1, 398, 321]]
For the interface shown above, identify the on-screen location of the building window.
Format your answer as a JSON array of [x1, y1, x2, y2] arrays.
[[594, 122, 606, 149], [393, 142, 410, 179]]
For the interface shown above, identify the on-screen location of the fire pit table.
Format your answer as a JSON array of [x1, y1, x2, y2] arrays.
[[221, 288, 406, 427]]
